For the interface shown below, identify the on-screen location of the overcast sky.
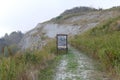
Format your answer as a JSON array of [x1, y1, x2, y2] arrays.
[[0, 0, 120, 37]]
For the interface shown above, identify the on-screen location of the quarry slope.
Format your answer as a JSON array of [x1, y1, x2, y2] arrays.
[[19, 7, 120, 50]]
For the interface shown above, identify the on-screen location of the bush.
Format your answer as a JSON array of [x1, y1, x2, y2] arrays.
[[0, 40, 56, 80], [70, 16, 120, 75]]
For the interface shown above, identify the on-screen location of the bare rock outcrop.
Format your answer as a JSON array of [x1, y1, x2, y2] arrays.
[[19, 6, 120, 50]]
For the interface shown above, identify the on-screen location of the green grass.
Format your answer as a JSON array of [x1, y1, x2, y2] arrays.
[[70, 16, 120, 76], [0, 40, 57, 80], [38, 55, 62, 80], [66, 51, 78, 72]]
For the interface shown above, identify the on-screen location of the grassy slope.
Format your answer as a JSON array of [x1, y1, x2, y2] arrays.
[[70, 16, 120, 76], [0, 40, 58, 80]]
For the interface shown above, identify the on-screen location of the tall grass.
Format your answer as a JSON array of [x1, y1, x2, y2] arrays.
[[0, 39, 56, 80], [70, 16, 120, 76]]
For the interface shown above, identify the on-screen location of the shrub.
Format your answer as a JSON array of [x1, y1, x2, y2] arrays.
[[0, 40, 56, 80], [70, 16, 120, 75]]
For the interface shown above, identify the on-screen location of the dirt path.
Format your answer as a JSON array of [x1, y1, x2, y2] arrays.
[[54, 47, 111, 80]]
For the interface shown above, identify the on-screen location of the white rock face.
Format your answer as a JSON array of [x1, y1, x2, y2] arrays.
[[19, 9, 120, 50], [41, 23, 80, 37], [35, 22, 99, 38], [19, 23, 82, 50], [19, 27, 44, 50]]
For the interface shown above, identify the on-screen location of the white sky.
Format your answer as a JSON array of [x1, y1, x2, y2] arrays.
[[0, 0, 120, 37]]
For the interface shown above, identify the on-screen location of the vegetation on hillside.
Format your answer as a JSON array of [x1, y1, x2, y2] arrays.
[[50, 7, 99, 24], [0, 40, 57, 80], [70, 16, 120, 77], [1, 6, 120, 80], [50, 6, 120, 28], [60, 6, 97, 16]]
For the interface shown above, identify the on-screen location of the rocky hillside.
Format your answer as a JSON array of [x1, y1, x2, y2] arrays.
[[19, 6, 120, 50], [0, 31, 24, 53], [60, 7, 97, 15]]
